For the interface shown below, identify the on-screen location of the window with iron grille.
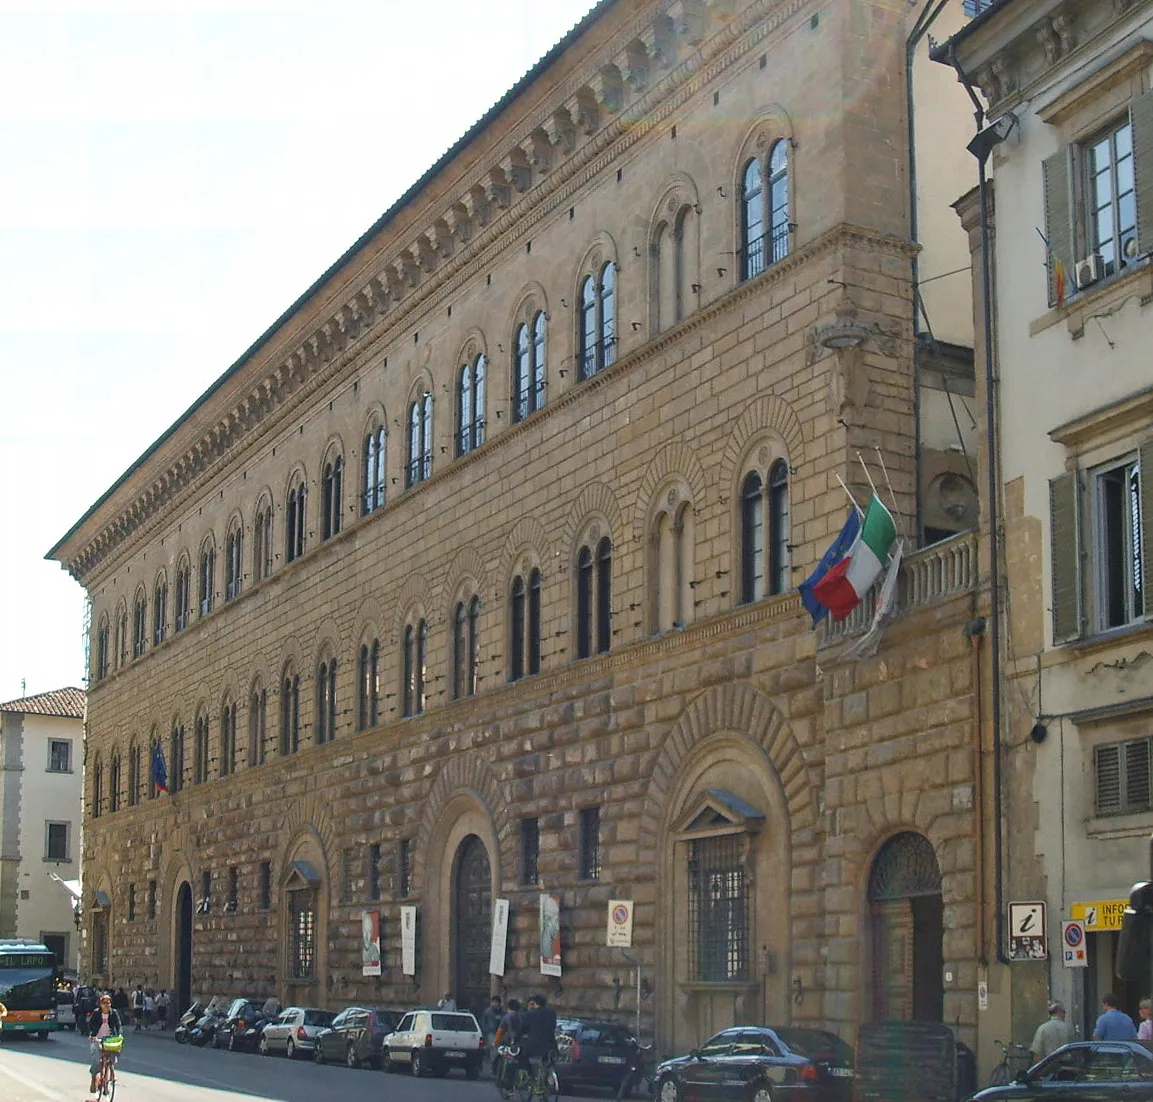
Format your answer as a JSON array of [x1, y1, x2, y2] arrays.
[[456, 355, 487, 456], [512, 313, 547, 423], [740, 142, 790, 281], [227, 867, 239, 913], [398, 839, 412, 898], [258, 861, 272, 910], [341, 849, 354, 904], [369, 843, 381, 900], [92, 912, 108, 974], [687, 835, 750, 981], [521, 817, 540, 886], [201, 869, 212, 914], [1096, 737, 1153, 816], [148, 880, 157, 920], [579, 807, 601, 880], [128, 883, 136, 922], [288, 891, 316, 980]]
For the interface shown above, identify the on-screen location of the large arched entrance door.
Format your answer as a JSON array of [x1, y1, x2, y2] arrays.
[[175, 882, 193, 1017], [453, 834, 492, 1015], [868, 832, 943, 1022]]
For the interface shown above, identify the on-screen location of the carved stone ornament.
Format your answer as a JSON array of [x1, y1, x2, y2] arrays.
[[589, 523, 601, 542], [758, 446, 770, 467], [667, 195, 680, 214], [521, 556, 530, 574], [667, 487, 679, 507]]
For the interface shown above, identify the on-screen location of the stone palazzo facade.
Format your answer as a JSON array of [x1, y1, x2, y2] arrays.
[[51, 0, 989, 1057]]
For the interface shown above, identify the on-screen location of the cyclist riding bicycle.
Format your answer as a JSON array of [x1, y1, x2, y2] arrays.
[[515, 993, 558, 1083], [87, 994, 123, 1096]]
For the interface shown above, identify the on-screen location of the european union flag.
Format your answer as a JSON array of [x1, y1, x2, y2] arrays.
[[151, 743, 168, 794], [798, 509, 862, 626]]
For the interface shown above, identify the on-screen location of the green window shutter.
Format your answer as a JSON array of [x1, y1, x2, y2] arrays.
[[1130, 90, 1153, 255], [1140, 437, 1153, 620], [1049, 471, 1082, 643], [1096, 743, 1122, 815], [1042, 147, 1074, 308], [1126, 738, 1152, 812]]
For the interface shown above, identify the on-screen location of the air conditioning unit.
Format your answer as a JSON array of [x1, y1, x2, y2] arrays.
[[1075, 253, 1104, 289]]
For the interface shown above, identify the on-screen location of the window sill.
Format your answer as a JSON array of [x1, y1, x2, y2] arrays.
[[43, 857, 73, 865], [1086, 810, 1153, 839], [678, 981, 759, 993], [1029, 261, 1153, 340], [1063, 620, 1153, 656], [46, 768, 74, 775]]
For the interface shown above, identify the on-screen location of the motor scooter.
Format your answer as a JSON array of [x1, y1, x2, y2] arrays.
[[173, 1001, 205, 1044], [189, 1004, 226, 1047]]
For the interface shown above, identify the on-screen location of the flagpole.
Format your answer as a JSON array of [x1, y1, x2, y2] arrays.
[[834, 473, 864, 514], [856, 452, 879, 497], [873, 445, 907, 540]]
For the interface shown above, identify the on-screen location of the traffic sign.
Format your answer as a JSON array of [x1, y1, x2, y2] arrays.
[[1061, 920, 1087, 968], [607, 899, 634, 947]]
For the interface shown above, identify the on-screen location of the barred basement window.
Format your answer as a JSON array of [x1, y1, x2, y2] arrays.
[[687, 834, 750, 981], [579, 807, 601, 880], [200, 869, 212, 914], [147, 879, 157, 920], [340, 849, 354, 905], [128, 883, 136, 922], [288, 891, 316, 980], [521, 817, 540, 887], [227, 867, 239, 913], [258, 862, 272, 910], [398, 839, 412, 898], [1096, 737, 1153, 816], [369, 843, 381, 900]]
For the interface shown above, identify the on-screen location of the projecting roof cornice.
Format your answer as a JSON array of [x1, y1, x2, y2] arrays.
[[49, 0, 806, 585]]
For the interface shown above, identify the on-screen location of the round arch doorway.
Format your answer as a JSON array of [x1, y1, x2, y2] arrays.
[[868, 831, 943, 1022], [174, 881, 193, 1017], [453, 834, 492, 1015]]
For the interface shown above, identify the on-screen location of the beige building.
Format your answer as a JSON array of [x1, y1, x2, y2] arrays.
[[943, 0, 1153, 1048], [50, 0, 999, 1063], [0, 687, 85, 971]]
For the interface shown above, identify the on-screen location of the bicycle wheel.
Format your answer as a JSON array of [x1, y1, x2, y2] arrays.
[[546, 1063, 561, 1101], [988, 1061, 1011, 1087], [515, 1069, 535, 1102]]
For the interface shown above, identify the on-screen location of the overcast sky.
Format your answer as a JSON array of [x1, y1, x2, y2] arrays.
[[0, 0, 597, 703]]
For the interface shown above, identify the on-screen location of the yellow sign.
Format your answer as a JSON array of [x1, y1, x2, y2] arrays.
[[1071, 900, 1127, 931]]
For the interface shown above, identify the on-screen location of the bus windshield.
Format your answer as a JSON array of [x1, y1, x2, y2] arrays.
[[0, 955, 56, 1011]]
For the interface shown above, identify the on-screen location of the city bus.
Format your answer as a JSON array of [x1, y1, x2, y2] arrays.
[[0, 940, 59, 1037]]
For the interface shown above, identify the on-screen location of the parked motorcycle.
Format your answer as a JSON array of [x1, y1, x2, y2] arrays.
[[189, 1004, 227, 1047], [174, 1001, 205, 1045], [616, 1041, 656, 1100]]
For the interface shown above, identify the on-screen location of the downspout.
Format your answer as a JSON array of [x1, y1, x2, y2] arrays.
[[948, 41, 1009, 967], [906, 0, 952, 545]]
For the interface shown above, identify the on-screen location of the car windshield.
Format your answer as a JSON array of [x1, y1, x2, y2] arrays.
[[304, 1010, 334, 1026], [775, 1029, 854, 1065], [432, 1013, 476, 1031], [0, 965, 55, 1011], [579, 1024, 634, 1045]]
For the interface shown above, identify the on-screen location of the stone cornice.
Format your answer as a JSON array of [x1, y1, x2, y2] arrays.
[[58, 0, 841, 586]]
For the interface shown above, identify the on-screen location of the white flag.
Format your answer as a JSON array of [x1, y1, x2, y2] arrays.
[[840, 539, 903, 661]]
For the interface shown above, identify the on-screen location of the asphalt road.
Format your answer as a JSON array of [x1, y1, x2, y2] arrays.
[[0, 1028, 510, 1102]]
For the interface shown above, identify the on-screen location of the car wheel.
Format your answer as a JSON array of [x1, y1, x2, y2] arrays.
[[314, 1043, 324, 1064], [381, 1047, 394, 1072], [412, 1049, 428, 1078], [228, 1031, 238, 1052], [346, 1042, 360, 1069], [212, 1030, 222, 1049], [658, 1076, 682, 1102], [749, 1083, 773, 1102], [259, 1035, 269, 1056], [286, 1037, 296, 1061]]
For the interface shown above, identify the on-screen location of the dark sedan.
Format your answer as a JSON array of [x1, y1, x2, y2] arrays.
[[969, 1041, 1153, 1102], [314, 1006, 404, 1069], [655, 1026, 854, 1102], [554, 1017, 640, 1094]]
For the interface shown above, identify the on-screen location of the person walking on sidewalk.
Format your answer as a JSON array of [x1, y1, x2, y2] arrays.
[[131, 985, 144, 1032], [1030, 1002, 1074, 1062], [1094, 993, 1137, 1041], [156, 989, 169, 1030]]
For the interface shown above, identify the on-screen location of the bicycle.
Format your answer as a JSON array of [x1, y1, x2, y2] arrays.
[[616, 1041, 656, 1100], [494, 1044, 560, 1102], [92, 1034, 123, 1101], [988, 1039, 1031, 1086]]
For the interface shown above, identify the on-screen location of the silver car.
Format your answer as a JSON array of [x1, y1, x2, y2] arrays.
[[259, 1007, 334, 1059]]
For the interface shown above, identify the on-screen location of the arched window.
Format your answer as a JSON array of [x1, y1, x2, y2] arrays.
[[452, 597, 481, 698], [91, 755, 103, 819], [402, 620, 426, 716], [115, 603, 128, 667], [457, 355, 486, 456], [95, 617, 110, 681], [407, 393, 433, 487], [153, 575, 168, 645], [253, 501, 273, 583], [576, 546, 593, 659], [596, 536, 613, 654], [528, 568, 542, 674], [169, 722, 185, 794], [356, 640, 380, 730], [198, 540, 215, 616], [653, 501, 695, 633], [578, 263, 616, 380], [513, 313, 547, 422], [149, 731, 162, 800], [509, 568, 542, 682], [248, 683, 267, 767], [174, 558, 191, 632], [280, 670, 300, 755], [740, 460, 791, 603], [220, 697, 237, 777], [132, 590, 148, 658], [362, 424, 387, 515], [321, 456, 343, 540], [576, 536, 613, 658], [193, 713, 209, 785], [316, 657, 337, 744], [286, 479, 306, 562], [740, 142, 790, 281], [224, 523, 243, 600], [579, 276, 597, 380], [128, 742, 141, 806], [509, 576, 525, 683], [108, 752, 121, 813]]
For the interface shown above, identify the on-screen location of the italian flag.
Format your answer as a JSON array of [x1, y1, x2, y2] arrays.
[[812, 496, 898, 620]]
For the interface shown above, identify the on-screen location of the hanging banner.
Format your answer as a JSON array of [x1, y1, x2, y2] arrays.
[[361, 910, 382, 977], [607, 900, 634, 947], [401, 905, 418, 976], [539, 893, 562, 976], [490, 898, 510, 976]]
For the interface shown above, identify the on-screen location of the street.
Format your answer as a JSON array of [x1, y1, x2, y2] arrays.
[[0, 1029, 508, 1102]]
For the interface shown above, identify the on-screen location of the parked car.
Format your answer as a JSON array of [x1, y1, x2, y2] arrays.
[[655, 1026, 855, 1102], [553, 1016, 640, 1095], [967, 1041, 1153, 1102], [54, 989, 76, 1030], [213, 998, 270, 1052], [260, 1006, 335, 1060], [382, 1009, 485, 1079], [314, 1006, 404, 1069]]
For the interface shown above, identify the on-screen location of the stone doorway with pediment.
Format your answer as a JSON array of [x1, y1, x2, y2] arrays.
[[868, 831, 944, 1022]]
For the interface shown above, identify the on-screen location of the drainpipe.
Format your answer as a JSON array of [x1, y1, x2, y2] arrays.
[[906, 0, 952, 545], [947, 41, 1009, 967]]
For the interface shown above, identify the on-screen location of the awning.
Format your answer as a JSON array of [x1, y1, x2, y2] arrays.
[[91, 891, 112, 909], [290, 860, 321, 884]]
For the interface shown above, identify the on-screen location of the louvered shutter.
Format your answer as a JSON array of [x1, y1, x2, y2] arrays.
[[1096, 743, 1122, 815], [1130, 90, 1153, 255], [1050, 471, 1082, 643], [1042, 148, 1074, 308], [1140, 437, 1153, 620], [1126, 738, 1152, 812]]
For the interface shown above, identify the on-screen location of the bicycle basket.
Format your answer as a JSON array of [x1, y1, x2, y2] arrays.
[[100, 1035, 124, 1053]]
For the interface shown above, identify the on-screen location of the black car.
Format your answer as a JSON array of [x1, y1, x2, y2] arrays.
[[655, 1026, 854, 1102], [314, 1006, 404, 1069], [554, 1017, 640, 1094], [969, 1041, 1153, 1102], [214, 998, 270, 1052]]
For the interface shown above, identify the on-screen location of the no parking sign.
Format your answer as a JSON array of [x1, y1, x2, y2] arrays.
[[607, 899, 634, 947], [1062, 920, 1087, 968]]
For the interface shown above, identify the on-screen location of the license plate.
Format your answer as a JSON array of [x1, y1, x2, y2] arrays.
[[598, 1056, 625, 1064], [830, 1068, 853, 1078], [446, 1050, 464, 1058]]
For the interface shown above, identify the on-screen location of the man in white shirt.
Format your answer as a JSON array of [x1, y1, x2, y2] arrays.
[[1031, 1002, 1074, 1062]]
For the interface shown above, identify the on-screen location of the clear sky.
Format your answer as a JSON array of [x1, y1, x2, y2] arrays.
[[0, 0, 598, 704]]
